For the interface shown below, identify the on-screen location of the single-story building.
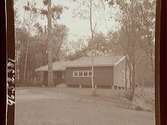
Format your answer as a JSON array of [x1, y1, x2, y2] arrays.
[[35, 56, 130, 89], [35, 60, 70, 86]]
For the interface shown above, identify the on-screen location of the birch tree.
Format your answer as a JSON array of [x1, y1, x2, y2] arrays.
[[72, 0, 100, 95]]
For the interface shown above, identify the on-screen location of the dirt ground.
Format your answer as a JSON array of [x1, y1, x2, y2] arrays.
[[16, 87, 155, 125]]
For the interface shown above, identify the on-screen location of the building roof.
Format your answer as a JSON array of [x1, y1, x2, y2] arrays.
[[35, 56, 126, 71], [66, 56, 125, 68], [35, 60, 70, 72]]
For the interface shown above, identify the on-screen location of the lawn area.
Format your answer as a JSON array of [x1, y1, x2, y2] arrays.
[[16, 87, 155, 125]]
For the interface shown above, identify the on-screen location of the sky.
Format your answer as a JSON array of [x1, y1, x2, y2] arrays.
[[14, 0, 121, 43]]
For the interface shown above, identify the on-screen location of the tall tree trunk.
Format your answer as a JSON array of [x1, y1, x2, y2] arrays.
[[125, 55, 136, 101], [150, 48, 155, 72], [47, 0, 53, 87], [89, 0, 96, 95], [129, 60, 136, 101], [125, 57, 128, 90], [127, 58, 132, 89], [23, 41, 29, 83]]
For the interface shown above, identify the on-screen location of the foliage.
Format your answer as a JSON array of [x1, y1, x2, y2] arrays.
[[22, 0, 65, 86], [105, 0, 156, 100], [15, 0, 155, 90], [51, 24, 69, 60], [15, 23, 68, 85]]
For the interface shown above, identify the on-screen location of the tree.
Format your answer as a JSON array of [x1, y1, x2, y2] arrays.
[[51, 24, 68, 61], [106, 0, 155, 100], [72, 0, 99, 95], [89, 0, 96, 95], [15, 24, 68, 86], [15, 27, 30, 83], [138, 0, 156, 72], [24, 0, 63, 86], [15, 5, 45, 84], [87, 32, 110, 56]]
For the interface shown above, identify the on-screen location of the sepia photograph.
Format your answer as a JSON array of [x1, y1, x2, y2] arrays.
[[11, 0, 157, 125]]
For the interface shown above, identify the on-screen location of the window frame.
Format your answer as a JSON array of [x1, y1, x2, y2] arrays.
[[72, 70, 92, 77]]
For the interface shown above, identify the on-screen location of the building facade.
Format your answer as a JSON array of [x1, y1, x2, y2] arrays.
[[35, 56, 129, 89]]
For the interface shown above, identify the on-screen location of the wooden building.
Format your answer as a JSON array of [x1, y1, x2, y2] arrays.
[[35, 60, 69, 86], [35, 56, 129, 89]]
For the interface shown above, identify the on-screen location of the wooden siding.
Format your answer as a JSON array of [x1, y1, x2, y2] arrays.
[[39, 71, 65, 86], [113, 58, 129, 88], [65, 66, 113, 88]]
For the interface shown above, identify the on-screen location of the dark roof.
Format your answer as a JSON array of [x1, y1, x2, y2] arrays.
[[35, 56, 126, 71]]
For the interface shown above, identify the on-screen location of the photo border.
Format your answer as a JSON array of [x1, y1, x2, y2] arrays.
[[159, 0, 167, 125], [0, 0, 166, 124], [0, 0, 7, 125]]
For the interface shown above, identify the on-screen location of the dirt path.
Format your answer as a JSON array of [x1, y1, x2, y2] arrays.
[[16, 88, 155, 125]]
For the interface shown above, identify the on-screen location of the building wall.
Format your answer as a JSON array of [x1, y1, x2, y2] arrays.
[[94, 66, 113, 87], [38, 71, 65, 86], [113, 58, 130, 88], [65, 66, 113, 88], [65, 67, 91, 87]]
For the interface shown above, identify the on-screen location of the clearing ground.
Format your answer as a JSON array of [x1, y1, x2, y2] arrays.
[[16, 87, 155, 125]]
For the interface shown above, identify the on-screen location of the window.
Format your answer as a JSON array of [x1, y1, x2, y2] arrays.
[[79, 71, 83, 76], [84, 71, 88, 77], [73, 71, 79, 77], [88, 71, 92, 77], [72, 70, 92, 77]]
